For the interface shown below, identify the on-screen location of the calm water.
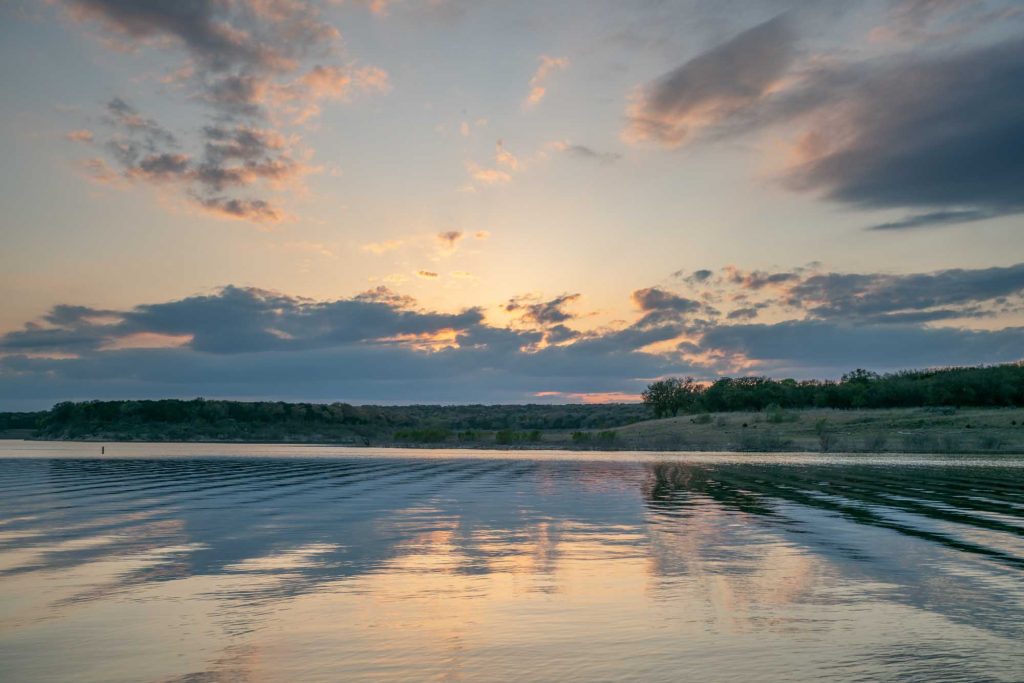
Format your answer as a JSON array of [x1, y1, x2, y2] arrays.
[[1, 443, 1023, 682]]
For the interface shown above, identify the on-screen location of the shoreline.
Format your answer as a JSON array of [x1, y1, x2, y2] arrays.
[[4, 436, 1024, 457], [7, 406, 1024, 456]]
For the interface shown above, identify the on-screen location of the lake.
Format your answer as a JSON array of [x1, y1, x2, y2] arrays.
[[1, 442, 1022, 682]]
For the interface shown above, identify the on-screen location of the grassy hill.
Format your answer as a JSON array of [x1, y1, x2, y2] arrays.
[[3, 363, 1023, 452], [607, 406, 1024, 453]]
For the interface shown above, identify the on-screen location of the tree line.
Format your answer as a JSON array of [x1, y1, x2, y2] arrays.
[[641, 363, 1024, 418], [3, 363, 1023, 441], [14, 399, 650, 441]]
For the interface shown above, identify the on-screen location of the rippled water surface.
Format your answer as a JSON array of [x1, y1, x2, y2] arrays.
[[1, 443, 1023, 682]]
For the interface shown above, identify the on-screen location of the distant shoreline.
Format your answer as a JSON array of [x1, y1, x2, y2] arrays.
[[2, 403, 1024, 456], [5, 405, 1024, 455]]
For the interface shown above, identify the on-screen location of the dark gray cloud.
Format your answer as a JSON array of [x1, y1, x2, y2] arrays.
[[0, 286, 491, 356], [0, 286, 691, 409], [558, 144, 621, 164], [631, 287, 716, 327], [65, 0, 336, 73], [787, 263, 1024, 322], [61, 1, 387, 222], [89, 102, 304, 221], [2, 267, 1023, 408], [727, 269, 799, 289], [782, 37, 1024, 228], [701, 320, 1024, 374], [626, 14, 797, 146], [625, 5, 1024, 229], [105, 97, 177, 147], [868, 209, 1000, 231], [632, 287, 702, 313], [726, 306, 763, 321], [437, 230, 463, 248], [505, 293, 581, 326]]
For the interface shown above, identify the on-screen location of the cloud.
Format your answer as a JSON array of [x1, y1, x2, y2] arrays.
[[780, 38, 1024, 228], [701, 320, 1024, 375], [465, 161, 511, 186], [0, 285, 688, 408], [494, 139, 518, 170], [524, 55, 568, 108], [785, 264, 1024, 322], [505, 293, 581, 326], [465, 140, 526, 187], [868, 0, 1022, 45], [632, 287, 703, 313], [437, 230, 463, 248], [63, 0, 339, 74], [867, 209, 1001, 231], [362, 239, 405, 255], [620, 6, 1023, 229], [631, 287, 715, 327], [194, 196, 283, 223], [550, 141, 621, 164], [726, 267, 799, 290], [65, 129, 94, 142], [76, 156, 122, 185], [3, 262, 1024, 407], [59, 0, 388, 222], [624, 14, 797, 147], [82, 99, 314, 222]]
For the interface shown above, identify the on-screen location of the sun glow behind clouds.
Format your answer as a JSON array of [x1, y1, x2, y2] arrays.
[[1, 1, 1023, 405]]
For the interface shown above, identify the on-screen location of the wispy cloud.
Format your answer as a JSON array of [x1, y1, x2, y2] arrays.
[[465, 161, 511, 186], [65, 129, 94, 142], [362, 239, 405, 255], [549, 140, 621, 164], [524, 55, 568, 109]]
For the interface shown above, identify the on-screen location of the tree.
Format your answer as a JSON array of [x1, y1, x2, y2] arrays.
[[642, 377, 701, 418]]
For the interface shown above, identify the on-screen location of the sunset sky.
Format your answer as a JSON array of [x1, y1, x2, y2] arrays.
[[1, 0, 1023, 408]]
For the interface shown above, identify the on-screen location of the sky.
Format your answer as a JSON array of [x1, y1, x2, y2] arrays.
[[1, 0, 1023, 409]]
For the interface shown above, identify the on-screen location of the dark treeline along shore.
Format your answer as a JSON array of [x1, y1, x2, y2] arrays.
[[2, 363, 1024, 453]]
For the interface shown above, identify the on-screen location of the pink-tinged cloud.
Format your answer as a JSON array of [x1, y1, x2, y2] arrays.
[[362, 239, 405, 254], [524, 55, 568, 108], [65, 129, 94, 142], [624, 15, 796, 147], [466, 161, 511, 185], [534, 391, 643, 404], [59, 0, 387, 223]]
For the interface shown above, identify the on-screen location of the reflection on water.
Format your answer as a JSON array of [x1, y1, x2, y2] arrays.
[[1, 444, 1023, 682]]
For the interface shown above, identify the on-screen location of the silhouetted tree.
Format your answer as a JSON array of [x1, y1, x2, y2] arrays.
[[642, 377, 701, 417]]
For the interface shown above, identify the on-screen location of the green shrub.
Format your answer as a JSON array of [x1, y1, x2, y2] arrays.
[[978, 433, 1004, 450], [495, 429, 542, 444], [863, 432, 888, 452], [815, 418, 833, 452], [765, 403, 797, 424], [394, 427, 451, 443]]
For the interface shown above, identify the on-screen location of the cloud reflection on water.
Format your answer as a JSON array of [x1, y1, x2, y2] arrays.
[[0, 450, 1022, 681]]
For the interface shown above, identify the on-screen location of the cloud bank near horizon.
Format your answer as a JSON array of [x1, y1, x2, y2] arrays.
[[2, 262, 1022, 409]]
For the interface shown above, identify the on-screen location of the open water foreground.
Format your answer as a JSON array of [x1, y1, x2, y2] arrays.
[[1, 442, 1022, 682]]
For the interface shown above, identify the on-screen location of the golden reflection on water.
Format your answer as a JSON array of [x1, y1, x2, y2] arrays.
[[1, 446, 1023, 682]]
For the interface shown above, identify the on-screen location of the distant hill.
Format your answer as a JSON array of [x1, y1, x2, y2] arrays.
[[2, 363, 1022, 446], [9, 400, 649, 444]]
